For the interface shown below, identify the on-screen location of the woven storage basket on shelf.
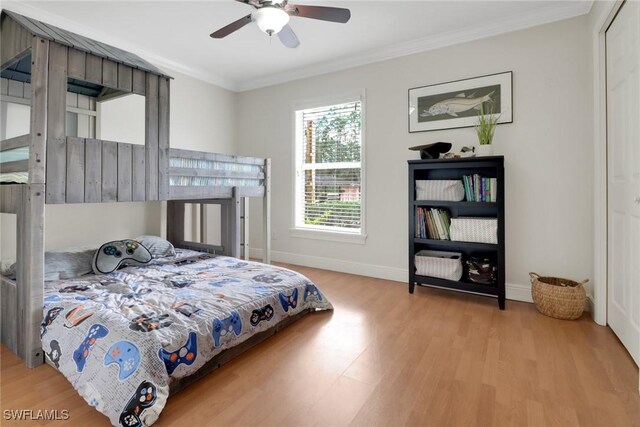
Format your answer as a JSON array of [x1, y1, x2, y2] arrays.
[[415, 180, 465, 201], [450, 217, 498, 244], [529, 272, 588, 320], [414, 250, 463, 281]]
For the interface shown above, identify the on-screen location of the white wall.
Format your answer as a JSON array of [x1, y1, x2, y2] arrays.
[[169, 71, 237, 245], [236, 16, 594, 297], [0, 69, 236, 263], [98, 94, 145, 145]]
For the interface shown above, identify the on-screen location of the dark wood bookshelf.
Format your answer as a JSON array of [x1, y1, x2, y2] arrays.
[[408, 156, 506, 309]]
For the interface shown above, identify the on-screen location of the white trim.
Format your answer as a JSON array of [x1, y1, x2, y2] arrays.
[[6, 1, 592, 93], [303, 161, 360, 171], [250, 247, 405, 282], [249, 247, 533, 304], [289, 228, 367, 245], [292, 91, 367, 238], [592, 0, 624, 327], [292, 92, 365, 116], [236, 1, 594, 92], [505, 282, 534, 304]]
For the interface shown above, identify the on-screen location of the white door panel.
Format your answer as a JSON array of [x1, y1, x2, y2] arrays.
[[607, 0, 640, 366]]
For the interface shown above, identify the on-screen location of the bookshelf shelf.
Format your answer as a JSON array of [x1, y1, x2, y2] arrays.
[[408, 156, 506, 309], [414, 238, 498, 251], [414, 275, 499, 296], [413, 200, 498, 208]]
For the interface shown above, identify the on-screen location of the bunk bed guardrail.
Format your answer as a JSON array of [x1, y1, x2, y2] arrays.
[[168, 148, 267, 199], [1, 137, 270, 204]]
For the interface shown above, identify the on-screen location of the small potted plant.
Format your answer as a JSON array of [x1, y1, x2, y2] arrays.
[[475, 102, 500, 156]]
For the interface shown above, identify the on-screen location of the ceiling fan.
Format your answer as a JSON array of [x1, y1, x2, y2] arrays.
[[210, 0, 351, 48]]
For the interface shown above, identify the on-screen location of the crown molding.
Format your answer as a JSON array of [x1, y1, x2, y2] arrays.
[[2, 1, 593, 93], [1, 1, 239, 91], [235, 0, 594, 92]]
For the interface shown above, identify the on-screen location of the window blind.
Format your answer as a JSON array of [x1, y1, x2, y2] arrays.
[[296, 100, 362, 232]]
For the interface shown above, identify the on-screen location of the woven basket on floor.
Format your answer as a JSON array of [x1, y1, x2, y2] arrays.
[[529, 272, 588, 320]]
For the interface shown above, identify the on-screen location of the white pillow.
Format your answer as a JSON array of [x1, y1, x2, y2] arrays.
[[7, 247, 96, 281], [135, 236, 176, 259]]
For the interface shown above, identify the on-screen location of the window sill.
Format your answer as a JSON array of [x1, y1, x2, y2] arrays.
[[289, 228, 368, 245]]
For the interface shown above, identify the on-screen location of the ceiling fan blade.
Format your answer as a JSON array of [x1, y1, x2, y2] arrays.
[[287, 5, 351, 23], [278, 24, 300, 48], [210, 14, 253, 38]]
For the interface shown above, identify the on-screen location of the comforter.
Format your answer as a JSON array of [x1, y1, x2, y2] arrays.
[[41, 249, 333, 426]]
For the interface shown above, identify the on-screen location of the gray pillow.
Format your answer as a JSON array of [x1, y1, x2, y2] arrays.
[[135, 236, 176, 259], [7, 247, 96, 281]]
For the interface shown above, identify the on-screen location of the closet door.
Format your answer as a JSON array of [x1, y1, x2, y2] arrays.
[[606, 0, 640, 365]]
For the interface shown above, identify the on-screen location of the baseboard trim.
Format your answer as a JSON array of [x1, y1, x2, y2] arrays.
[[250, 247, 407, 282], [505, 282, 534, 303], [250, 248, 533, 304]]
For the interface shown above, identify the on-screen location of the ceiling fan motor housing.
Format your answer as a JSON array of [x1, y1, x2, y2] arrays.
[[252, 6, 290, 35]]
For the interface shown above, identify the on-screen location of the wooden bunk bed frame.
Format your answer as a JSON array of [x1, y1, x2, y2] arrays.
[[0, 10, 272, 368]]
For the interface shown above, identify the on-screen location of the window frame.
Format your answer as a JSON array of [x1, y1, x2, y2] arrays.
[[0, 78, 97, 140], [290, 91, 367, 244]]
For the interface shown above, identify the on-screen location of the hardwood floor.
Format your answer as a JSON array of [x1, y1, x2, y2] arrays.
[[1, 265, 639, 426]]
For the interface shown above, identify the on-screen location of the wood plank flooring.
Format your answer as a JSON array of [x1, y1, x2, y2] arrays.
[[1, 265, 639, 426]]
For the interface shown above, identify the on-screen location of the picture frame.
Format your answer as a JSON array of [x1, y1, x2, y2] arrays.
[[408, 71, 513, 133]]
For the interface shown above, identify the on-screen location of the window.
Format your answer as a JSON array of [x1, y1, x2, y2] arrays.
[[294, 97, 365, 239], [65, 92, 97, 139]]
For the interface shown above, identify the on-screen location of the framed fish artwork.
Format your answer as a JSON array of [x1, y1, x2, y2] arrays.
[[408, 71, 513, 133]]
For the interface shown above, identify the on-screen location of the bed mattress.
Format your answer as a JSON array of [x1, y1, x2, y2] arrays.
[[0, 172, 28, 183], [0, 146, 28, 183], [41, 249, 332, 426]]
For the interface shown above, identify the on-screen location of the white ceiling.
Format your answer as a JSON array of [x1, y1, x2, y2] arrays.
[[3, 1, 592, 91]]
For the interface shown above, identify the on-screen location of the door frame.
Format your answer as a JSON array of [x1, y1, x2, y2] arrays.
[[592, 0, 625, 327]]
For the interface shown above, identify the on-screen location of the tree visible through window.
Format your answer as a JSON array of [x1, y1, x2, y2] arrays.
[[295, 100, 363, 233]]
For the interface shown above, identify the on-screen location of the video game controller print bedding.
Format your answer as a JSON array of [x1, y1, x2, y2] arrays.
[[41, 249, 332, 426]]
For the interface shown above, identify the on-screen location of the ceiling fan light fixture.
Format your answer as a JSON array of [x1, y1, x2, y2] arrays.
[[252, 6, 290, 36]]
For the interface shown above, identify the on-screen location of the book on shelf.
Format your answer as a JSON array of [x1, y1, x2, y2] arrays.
[[490, 178, 497, 202], [415, 207, 451, 240], [462, 174, 498, 202]]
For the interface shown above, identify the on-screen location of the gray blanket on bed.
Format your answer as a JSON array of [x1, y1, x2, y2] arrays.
[[41, 249, 333, 426]]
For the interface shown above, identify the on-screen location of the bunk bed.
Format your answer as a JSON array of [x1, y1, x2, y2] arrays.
[[0, 10, 332, 427]]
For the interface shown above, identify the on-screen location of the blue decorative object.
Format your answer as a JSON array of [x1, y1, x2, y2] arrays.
[[104, 341, 141, 380], [73, 324, 109, 372], [158, 332, 197, 375], [304, 283, 323, 301], [212, 312, 242, 347], [279, 289, 298, 312]]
